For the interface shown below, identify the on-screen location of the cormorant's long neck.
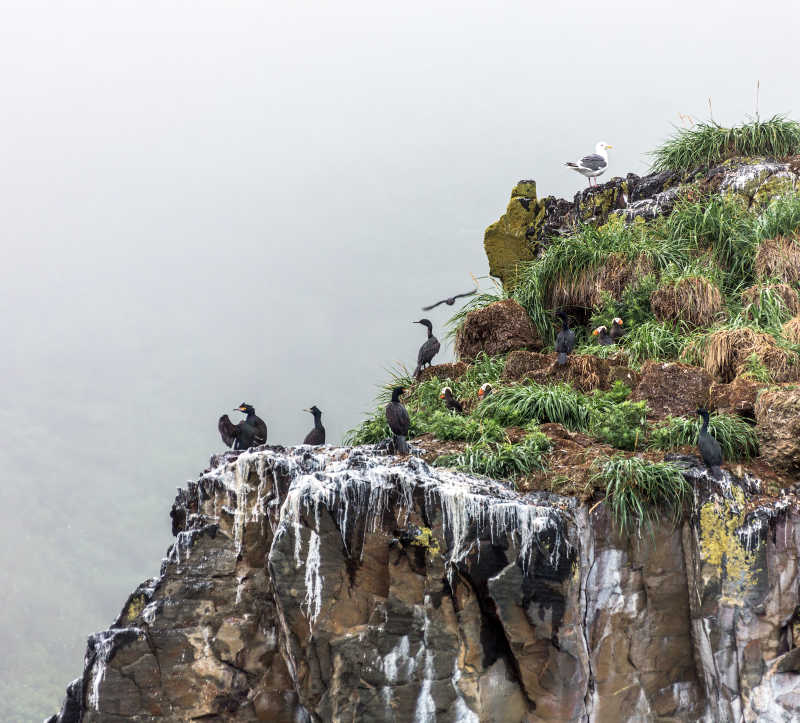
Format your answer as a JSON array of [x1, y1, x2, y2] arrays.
[[313, 412, 323, 428], [426, 326, 433, 339], [246, 412, 256, 423], [699, 414, 709, 434], [561, 318, 568, 331], [391, 390, 402, 403]]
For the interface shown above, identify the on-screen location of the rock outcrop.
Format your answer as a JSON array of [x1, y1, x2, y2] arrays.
[[455, 299, 541, 361], [485, 159, 800, 287], [50, 444, 800, 722], [755, 388, 800, 475]]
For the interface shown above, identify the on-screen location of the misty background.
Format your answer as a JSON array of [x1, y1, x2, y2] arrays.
[[0, 1, 797, 718]]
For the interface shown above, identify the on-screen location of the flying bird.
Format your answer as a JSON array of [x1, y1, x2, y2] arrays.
[[610, 317, 624, 343], [413, 318, 440, 378], [218, 403, 268, 450], [565, 141, 613, 187], [440, 386, 463, 414], [593, 325, 614, 346], [555, 311, 576, 366], [385, 387, 410, 454], [696, 408, 723, 479], [422, 288, 477, 311], [303, 406, 326, 445]]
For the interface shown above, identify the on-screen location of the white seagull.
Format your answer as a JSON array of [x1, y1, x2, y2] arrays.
[[565, 141, 613, 187]]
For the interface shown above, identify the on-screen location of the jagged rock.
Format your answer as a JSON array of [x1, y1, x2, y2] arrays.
[[50, 443, 800, 722], [711, 376, 765, 417], [483, 180, 541, 285], [417, 361, 469, 383], [455, 299, 541, 361], [755, 387, 800, 474], [484, 160, 800, 288], [632, 361, 713, 419]]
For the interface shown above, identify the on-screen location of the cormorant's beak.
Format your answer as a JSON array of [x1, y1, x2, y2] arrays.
[[235, 406, 247, 412], [303, 408, 311, 413]]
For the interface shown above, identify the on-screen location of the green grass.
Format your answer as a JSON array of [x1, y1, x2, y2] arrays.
[[741, 283, 798, 329], [434, 428, 550, 480], [649, 412, 759, 460], [752, 193, 800, 241], [619, 320, 690, 365], [651, 116, 800, 172], [426, 411, 505, 443], [590, 400, 649, 451], [592, 456, 691, 536], [476, 381, 591, 430]]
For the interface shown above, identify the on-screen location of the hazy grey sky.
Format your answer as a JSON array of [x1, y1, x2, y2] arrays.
[[1, 0, 797, 717]]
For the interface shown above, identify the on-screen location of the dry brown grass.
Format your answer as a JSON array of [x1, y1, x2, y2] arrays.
[[548, 254, 653, 310], [756, 235, 800, 284], [700, 327, 797, 382], [741, 283, 800, 317], [650, 276, 725, 327], [782, 315, 800, 344]]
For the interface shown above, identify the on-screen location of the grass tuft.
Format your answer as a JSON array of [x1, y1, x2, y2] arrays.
[[651, 116, 800, 172], [649, 413, 759, 460], [476, 381, 591, 430], [592, 456, 690, 536], [741, 283, 800, 328]]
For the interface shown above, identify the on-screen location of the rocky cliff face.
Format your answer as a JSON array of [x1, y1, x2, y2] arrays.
[[49, 443, 800, 722]]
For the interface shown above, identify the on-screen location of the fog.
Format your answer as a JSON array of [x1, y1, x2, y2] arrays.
[[0, 0, 797, 717]]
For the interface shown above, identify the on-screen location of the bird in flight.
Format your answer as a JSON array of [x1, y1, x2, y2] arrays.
[[421, 288, 477, 311]]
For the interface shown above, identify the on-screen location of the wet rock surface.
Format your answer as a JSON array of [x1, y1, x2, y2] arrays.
[[49, 443, 800, 722], [755, 387, 800, 475]]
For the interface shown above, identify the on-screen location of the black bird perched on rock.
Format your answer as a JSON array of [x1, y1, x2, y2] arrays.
[[218, 403, 268, 450], [555, 311, 576, 365], [697, 408, 723, 478], [385, 387, 410, 454], [478, 383, 493, 401], [422, 288, 477, 311], [592, 325, 614, 346], [413, 318, 440, 378], [303, 406, 326, 445], [440, 386, 463, 414], [610, 317, 624, 344]]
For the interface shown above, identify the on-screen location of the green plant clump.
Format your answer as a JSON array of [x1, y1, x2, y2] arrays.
[[649, 413, 759, 460], [651, 116, 800, 172], [476, 381, 591, 430], [590, 400, 649, 451], [592, 455, 690, 536], [435, 429, 550, 480]]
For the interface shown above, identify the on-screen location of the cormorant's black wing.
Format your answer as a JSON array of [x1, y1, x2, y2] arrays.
[[699, 432, 723, 467], [218, 415, 239, 448], [417, 336, 440, 366], [385, 402, 410, 436], [421, 288, 477, 311], [304, 426, 326, 445], [252, 416, 268, 446]]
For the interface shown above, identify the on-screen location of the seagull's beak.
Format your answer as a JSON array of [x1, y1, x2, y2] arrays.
[[606, 144, 613, 150]]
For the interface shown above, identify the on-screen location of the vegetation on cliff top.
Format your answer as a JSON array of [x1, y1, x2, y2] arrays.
[[650, 115, 800, 172]]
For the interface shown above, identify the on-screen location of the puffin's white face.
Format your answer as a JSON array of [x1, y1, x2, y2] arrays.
[[439, 386, 452, 399], [613, 317, 623, 326], [478, 383, 492, 398], [593, 325, 608, 336]]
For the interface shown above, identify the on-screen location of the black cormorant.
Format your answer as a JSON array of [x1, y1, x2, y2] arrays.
[[218, 403, 268, 450], [422, 288, 477, 311], [555, 311, 576, 366], [303, 406, 326, 445], [440, 386, 463, 414], [610, 317, 624, 343], [593, 325, 614, 346], [478, 382, 493, 401], [697, 408, 723, 478], [413, 319, 440, 378], [385, 386, 410, 454]]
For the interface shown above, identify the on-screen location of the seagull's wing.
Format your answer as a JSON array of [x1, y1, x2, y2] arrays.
[[578, 154, 607, 171]]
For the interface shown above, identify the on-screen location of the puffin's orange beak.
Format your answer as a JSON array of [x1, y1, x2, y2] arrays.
[[478, 389, 484, 398], [439, 393, 445, 399], [593, 329, 598, 336]]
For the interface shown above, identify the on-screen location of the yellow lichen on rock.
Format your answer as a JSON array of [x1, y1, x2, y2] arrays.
[[410, 526, 442, 556], [121, 593, 147, 623], [698, 485, 760, 604], [483, 181, 542, 287]]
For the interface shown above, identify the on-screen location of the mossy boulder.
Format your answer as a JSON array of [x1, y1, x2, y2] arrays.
[[483, 180, 544, 286]]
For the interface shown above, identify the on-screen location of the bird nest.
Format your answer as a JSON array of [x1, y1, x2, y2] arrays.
[[782, 315, 800, 345], [755, 235, 800, 284], [696, 327, 798, 383], [741, 283, 800, 318], [650, 275, 725, 327]]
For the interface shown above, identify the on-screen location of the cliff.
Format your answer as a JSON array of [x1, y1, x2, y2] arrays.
[[49, 444, 800, 721]]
